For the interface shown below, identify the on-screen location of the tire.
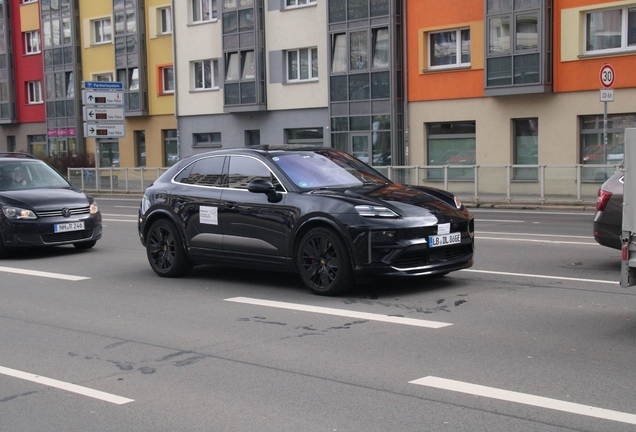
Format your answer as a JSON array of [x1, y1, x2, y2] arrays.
[[296, 227, 354, 296], [146, 219, 193, 278], [0, 236, 6, 259], [73, 240, 97, 250]]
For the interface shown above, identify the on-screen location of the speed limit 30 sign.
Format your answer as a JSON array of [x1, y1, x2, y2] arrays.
[[600, 64, 615, 88]]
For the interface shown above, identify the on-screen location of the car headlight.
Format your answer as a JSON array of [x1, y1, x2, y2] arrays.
[[141, 195, 151, 214], [454, 196, 463, 209], [355, 205, 399, 218], [90, 202, 99, 215], [2, 206, 37, 220]]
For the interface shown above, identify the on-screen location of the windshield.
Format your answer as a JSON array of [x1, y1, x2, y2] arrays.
[[0, 160, 71, 191], [271, 150, 390, 189]]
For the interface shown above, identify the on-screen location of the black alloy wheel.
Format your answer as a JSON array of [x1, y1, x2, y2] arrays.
[[297, 227, 354, 296], [146, 219, 192, 277]]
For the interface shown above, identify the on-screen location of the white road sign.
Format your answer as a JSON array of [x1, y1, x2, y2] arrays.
[[599, 64, 615, 88], [600, 89, 614, 102], [84, 123, 126, 138], [82, 90, 124, 106], [83, 107, 125, 121]]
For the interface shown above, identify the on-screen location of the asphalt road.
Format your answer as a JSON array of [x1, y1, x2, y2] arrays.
[[1, 198, 634, 432]]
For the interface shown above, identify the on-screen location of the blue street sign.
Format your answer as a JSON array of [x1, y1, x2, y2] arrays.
[[82, 81, 124, 90]]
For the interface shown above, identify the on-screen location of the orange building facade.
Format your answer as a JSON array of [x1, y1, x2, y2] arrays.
[[407, 0, 636, 187]]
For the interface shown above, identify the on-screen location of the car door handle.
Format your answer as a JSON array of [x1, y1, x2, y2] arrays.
[[226, 202, 238, 209]]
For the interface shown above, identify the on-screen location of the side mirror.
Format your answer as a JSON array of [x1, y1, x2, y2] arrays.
[[247, 178, 282, 203]]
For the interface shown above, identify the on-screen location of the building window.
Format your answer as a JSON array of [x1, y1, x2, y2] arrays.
[[159, 7, 172, 34], [245, 130, 260, 146], [99, 139, 120, 168], [485, 0, 544, 89], [22, 0, 38, 3], [581, 113, 636, 181], [513, 118, 538, 180], [287, 48, 318, 82], [28, 135, 47, 158], [192, 0, 217, 23], [372, 28, 389, 69], [586, 7, 636, 53], [93, 18, 112, 44], [429, 28, 470, 69], [285, 128, 324, 145], [135, 131, 146, 167], [164, 130, 178, 166], [224, 51, 256, 105], [192, 59, 219, 90], [427, 122, 476, 180], [24, 31, 41, 55], [92, 73, 113, 82], [160, 66, 174, 94], [27, 81, 43, 104], [117, 67, 139, 91], [285, 0, 316, 8], [193, 132, 222, 148]]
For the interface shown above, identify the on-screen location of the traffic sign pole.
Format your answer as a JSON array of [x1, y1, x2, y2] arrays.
[[599, 64, 616, 164]]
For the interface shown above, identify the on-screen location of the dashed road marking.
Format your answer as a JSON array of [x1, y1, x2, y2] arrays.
[[0, 266, 89, 281], [410, 376, 636, 425], [0, 365, 134, 405], [225, 297, 453, 328]]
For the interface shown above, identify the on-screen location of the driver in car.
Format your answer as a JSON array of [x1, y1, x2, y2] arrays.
[[12, 167, 28, 186]]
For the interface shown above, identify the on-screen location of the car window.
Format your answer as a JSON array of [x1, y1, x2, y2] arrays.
[[0, 160, 70, 191], [272, 151, 388, 189], [227, 156, 283, 191], [175, 156, 227, 187]]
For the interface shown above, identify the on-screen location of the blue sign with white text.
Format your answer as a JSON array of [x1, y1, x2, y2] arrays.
[[82, 81, 124, 90]]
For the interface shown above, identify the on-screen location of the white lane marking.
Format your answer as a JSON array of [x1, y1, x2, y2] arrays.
[[477, 237, 597, 245], [0, 266, 89, 281], [480, 231, 591, 239], [0, 365, 134, 405], [478, 219, 524, 223], [225, 297, 452, 329], [101, 213, 137, 217], [102, 218, 137, 222], [410, 376, 636, 426], [461, 269, 617, 285], [470, 209, 594, 216]]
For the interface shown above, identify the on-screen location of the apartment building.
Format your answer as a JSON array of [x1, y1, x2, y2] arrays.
[[80, 0, 176, 168], [408, 0, 636, 184], [174, 0, 405, 166], [0, 0, 47, 156]]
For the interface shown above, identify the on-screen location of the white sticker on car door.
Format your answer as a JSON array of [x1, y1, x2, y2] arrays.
[[200, 206, 218, 225]]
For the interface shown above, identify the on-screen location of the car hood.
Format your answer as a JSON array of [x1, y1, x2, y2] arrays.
[[310, 183, 471, 221], [0, 187, 91, 210]]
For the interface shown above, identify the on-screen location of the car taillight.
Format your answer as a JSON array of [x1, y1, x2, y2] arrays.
[[596, 189, 612, 211]]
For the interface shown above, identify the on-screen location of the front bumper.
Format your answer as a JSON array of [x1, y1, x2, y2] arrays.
[[1, 214, 102, 248]]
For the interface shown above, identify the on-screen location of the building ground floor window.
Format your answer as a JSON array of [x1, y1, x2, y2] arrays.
[[580, 113, 635, 182], [163, 130, 178, 166], [98, 138, 119, 167], [427, 121, 476, 180], [330, 115, 392, 166], [48, 137, 78, 156], [513, 118, 538, 180], [28, 135, 47, 158]]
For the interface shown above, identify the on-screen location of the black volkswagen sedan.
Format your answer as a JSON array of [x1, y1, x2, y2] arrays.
[[138, 147, 474, 295], [0, 154, 102, 257]]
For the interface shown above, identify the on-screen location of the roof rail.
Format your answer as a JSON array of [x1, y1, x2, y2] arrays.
[[0, 152, 37, 159]]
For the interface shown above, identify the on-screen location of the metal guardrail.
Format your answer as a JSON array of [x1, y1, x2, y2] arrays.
[[68, 167, 169, 194], [68, 164, 620, 204]]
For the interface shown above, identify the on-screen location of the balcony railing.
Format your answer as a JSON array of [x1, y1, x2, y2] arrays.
[[68, 164, 620, 204]]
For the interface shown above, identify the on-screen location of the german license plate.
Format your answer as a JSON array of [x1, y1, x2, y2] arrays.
[[54, 221, 85, 233], [429, 232, 461, 248]]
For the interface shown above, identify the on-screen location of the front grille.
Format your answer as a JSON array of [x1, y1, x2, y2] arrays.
[[392, 244, 472, 269], [41, 229, 94, 244], [37, 206, 91, 218]]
